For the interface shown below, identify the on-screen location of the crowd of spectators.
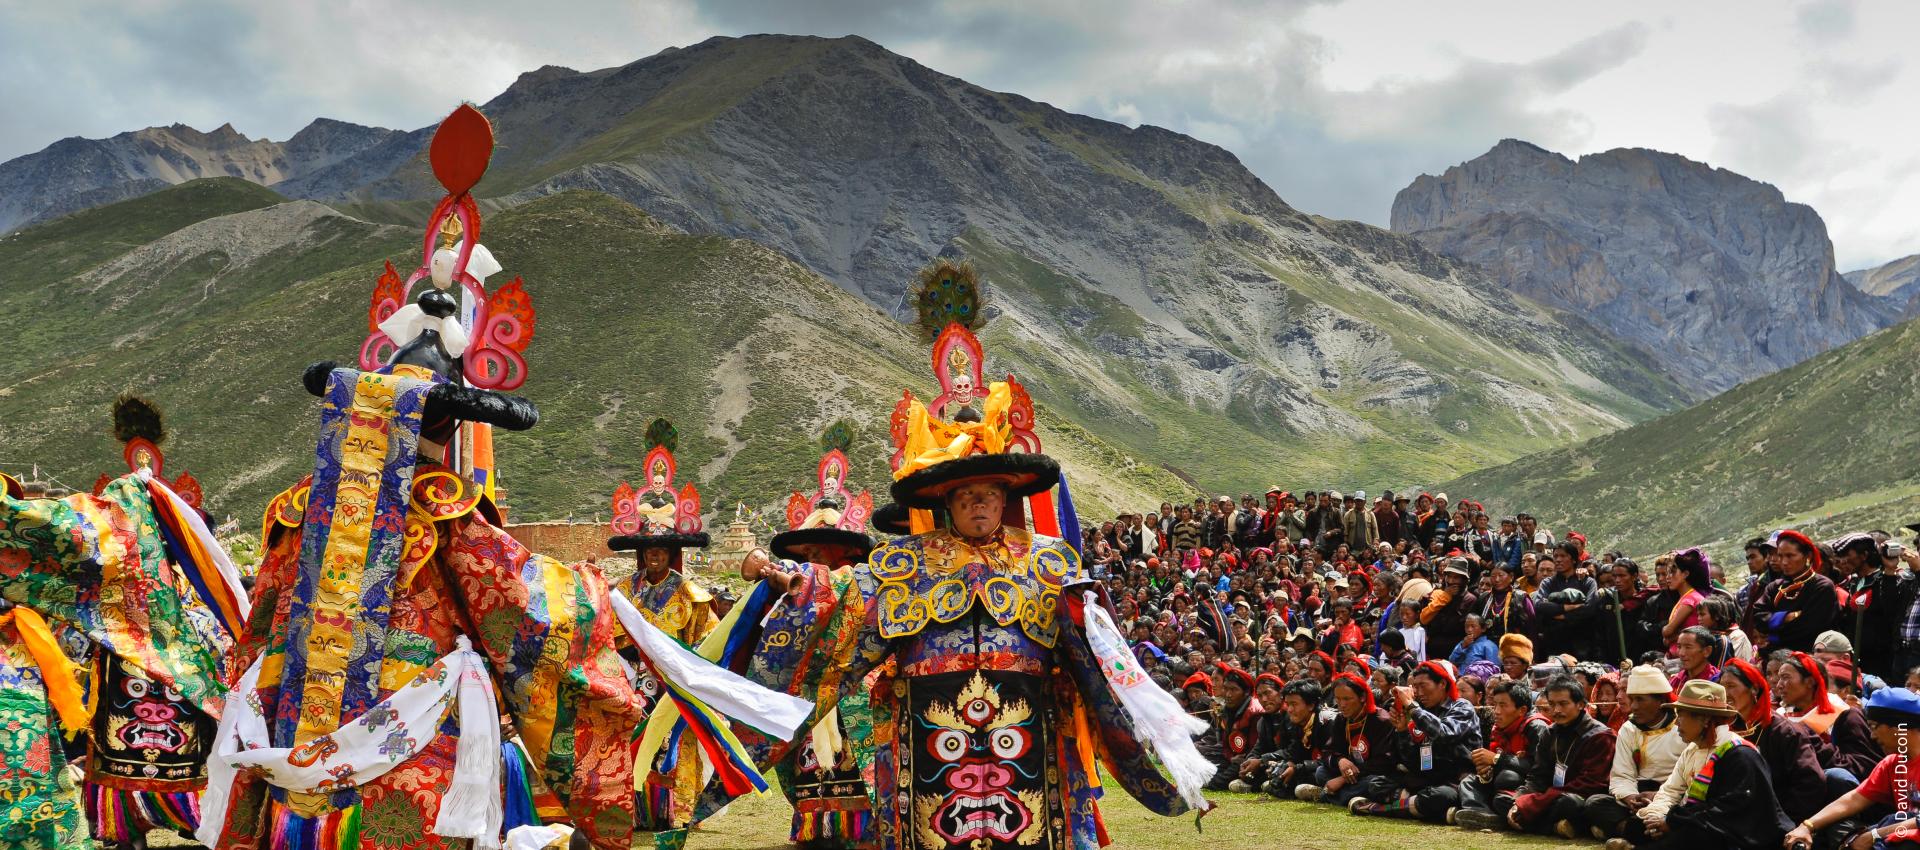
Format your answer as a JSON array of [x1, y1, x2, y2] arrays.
[[1083, 488, 1920, 850]]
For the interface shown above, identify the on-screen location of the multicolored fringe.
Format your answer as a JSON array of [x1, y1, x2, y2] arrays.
[[792, 808, 872, 846], [84, 784, 199, 842], [264, 802, 363, 850]]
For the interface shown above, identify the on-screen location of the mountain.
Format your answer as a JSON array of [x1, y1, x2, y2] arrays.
[[0, 35, 1697, 518], [1443, 313, 1920, 561], [1393, 139, 1899, 398], [0, 118, 401, 235], [1846, 253, 1920, 316]]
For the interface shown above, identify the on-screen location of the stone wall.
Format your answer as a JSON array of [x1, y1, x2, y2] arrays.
[[504, 521, 614, 566]]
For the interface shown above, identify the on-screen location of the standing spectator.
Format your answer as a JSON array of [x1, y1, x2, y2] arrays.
[[1492, 517, 1526, 570], [1171, 506, 1202, 552], [1345, 492, 1380, 553], [1834, 533, 1911, 679], [1202, 496, 1232, 551], [1278, 493, 1308, 545], [1536, 541, 1600, 659], [1659, 548, 1712, 647], [1232, 495, 1264, 551], [1751, 531, 1839, 654], [1376, 493, 1403, 550]]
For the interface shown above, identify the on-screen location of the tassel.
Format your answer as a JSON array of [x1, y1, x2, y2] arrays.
[[432, 638, 504, 848]]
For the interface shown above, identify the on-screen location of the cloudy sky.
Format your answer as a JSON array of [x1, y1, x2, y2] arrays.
[[3, 0, 1915, 269]]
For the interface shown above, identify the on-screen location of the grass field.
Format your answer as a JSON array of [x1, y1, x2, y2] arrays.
[[143, 778, 1571, 849], [682, 781, 1567, 850]]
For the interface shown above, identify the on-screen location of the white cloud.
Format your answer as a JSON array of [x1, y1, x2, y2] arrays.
[[1, 0, 1915, 268]]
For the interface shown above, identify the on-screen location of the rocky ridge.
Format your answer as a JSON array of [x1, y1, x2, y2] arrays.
[[1392, 139, 1900, 398]]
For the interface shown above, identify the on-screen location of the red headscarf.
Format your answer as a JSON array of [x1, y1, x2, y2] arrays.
[[1787, 651, 1840, 712], [1181, 671, 1213, 694], [1330, 672, 1377, 715], [1775, 530, 1825, 573], [1414, 659, 1461, 701], [1215, 663, 1255, 694], [1309, 651, 1338, 678], [1255, 672, 1286, 694], [1345, 656, 1373, 678], [1722, 658, 1774, 728]]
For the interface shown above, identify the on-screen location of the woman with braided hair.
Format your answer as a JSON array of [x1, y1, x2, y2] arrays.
[[1751, 531, 1839, 654], [1773, 651, 1882, 781], [1717, 660, 1830, 827]]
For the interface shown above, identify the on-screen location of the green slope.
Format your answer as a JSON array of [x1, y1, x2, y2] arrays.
[[1444, 318, 1920, 559], [0, 185, 1196, 523]]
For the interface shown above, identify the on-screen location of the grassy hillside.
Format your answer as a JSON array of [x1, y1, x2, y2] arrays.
[[0, 182, 1197, 523], [1445, 318, 1920, 559]]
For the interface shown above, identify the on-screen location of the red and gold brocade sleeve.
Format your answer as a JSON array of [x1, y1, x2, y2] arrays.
[[441, 516, 644, 850]]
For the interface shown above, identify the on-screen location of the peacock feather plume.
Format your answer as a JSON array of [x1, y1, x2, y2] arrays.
[[912, 258, 984, 339], [644, 417, 678, 453], [819, 419, 856, 456], [110, 394, 166, 446]]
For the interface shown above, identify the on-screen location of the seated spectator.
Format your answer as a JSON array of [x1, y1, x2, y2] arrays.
[[1500, 633, 1535, 682], [1609, 680, 1793, 850], [1448, 613, 1500, 669], [1699, 595, 1752, 665], [1477, 560, 1535, 642], [1226, 671, 1286, 792], [1475, 675, 1615, 837], [1355, 660, 1483, 821], [1588, 665, 1687, 841], [1297, 673, 1400, 806], [1256, 679, 1329, 799], [1378, 628, 1419, 673], [1436, 679, 1547, 827], [1668, 625, 1721, 689], [1182, 670, 1213, 717], [1395, 602, 1429, 662], [1716, 659, 1833, 830], [1776, 650, 1883, 780], [1784, 687, 1920, 850]]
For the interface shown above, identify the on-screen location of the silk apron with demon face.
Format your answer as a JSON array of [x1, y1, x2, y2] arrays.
[[92, 655, 210, 790], [901, 670, 1057, 850]]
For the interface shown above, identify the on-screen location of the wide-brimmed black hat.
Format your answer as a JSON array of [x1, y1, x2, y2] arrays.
[[891, 453, 1060, 510], [871, 502, 911, 535], [607, 531, 710, 551], [769, 527, 875, 562]]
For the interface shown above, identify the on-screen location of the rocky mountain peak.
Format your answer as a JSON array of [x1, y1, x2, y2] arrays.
[[1391, 140, 1898, 397]]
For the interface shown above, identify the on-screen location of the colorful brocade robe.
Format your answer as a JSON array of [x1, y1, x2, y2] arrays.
[[0, 615, 85, 849], [209, 366, 643, 850], [701, 526, 1196, 850], [0, 478, 235, 848]]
